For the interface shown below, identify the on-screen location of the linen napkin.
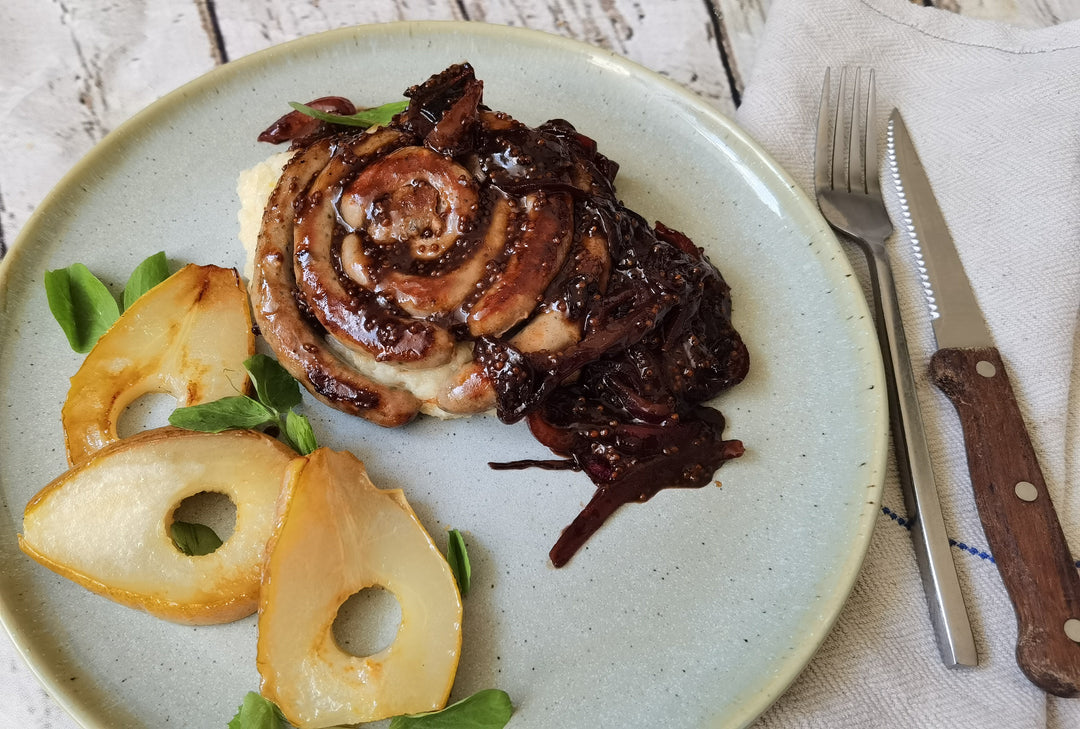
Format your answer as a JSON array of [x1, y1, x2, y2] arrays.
[[735, 0, 1080, 727]]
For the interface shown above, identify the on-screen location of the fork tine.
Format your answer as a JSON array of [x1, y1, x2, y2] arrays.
[[865, 69, 881, 198], [832, 67, 849, 193], [813, 66, 891, 243], [849, 68, 867, 194], [814, 67, 833, 195]]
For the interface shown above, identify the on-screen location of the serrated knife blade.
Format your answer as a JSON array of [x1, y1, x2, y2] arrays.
[[887, 108, 1080, 696], [886, 112, 991, 349]]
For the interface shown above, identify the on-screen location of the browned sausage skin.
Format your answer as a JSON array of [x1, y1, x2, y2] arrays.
[[249, 64, 611, 422], [250, 137, 423, 427], [252, 63, 751, 566]]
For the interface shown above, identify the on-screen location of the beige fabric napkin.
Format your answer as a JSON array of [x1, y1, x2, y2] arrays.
[[735, 0, 1080, 726]]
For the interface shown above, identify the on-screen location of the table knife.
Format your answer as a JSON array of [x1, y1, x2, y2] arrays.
[[887, 109, 1080, 696]]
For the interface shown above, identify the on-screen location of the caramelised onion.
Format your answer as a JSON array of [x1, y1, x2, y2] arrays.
[[251, 64, 750, 564], [256, 96, 357, 146]]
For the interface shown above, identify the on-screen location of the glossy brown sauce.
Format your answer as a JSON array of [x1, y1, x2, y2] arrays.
[[258, 63, 749, 566]]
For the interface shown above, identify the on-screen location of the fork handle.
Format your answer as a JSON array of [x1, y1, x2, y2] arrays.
[[863, 241, 979, 668]]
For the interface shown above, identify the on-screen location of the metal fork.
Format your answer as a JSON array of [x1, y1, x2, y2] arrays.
[[814, 67, 978, 668]]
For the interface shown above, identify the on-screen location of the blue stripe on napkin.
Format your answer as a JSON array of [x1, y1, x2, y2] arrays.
[[880, 505, 1080, 569]]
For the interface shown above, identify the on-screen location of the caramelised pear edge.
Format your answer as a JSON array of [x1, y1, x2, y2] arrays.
[[19, 427, 296, 625], [258, 448, 463, 728], [62, 264, 254, 467]]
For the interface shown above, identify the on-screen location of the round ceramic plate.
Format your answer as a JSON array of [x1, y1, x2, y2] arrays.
[[0, 22, 886, 729]]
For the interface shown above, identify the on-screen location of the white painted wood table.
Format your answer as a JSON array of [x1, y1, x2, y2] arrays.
[[0, 0, 1074, 727]]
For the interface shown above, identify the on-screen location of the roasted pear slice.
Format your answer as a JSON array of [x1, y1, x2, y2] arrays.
[[62, 264, 254, 466], [258, 448, 462, 727], [19, 427, 296, 625]]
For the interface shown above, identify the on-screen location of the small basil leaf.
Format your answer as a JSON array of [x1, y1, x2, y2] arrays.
[[44, 264, 120, 353], [446, 529, 471, 597], [170, 521, 223, 556], [288, 100, 408, 129], [227, 692, 289, 729], [244, 354, 302, 413], [169, 396, 277, 432], [389, 689, 513, 729], [284, 410, 318, 456]]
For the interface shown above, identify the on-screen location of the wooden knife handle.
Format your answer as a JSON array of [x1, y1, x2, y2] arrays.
[[930, 346, 1080, 696]]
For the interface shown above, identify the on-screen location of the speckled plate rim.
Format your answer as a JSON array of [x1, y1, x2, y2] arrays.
[[0, 20, 888, 729]]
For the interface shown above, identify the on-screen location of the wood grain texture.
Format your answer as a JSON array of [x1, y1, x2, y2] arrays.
[[462, 0, 736, 108], [935, 0, 1080, 26], [930, 346, 1080, 697], [210, 0, 737, 108], [210, 0, 461, 61], [710, 0, 771, 97], [0, 0, 218, 240], [4, 0, 1055, 246]]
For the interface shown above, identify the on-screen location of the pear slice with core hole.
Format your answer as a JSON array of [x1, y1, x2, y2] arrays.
[[62, 264, 254, 467], [258, 448, 462, 727], [19, 427, 296, 625]]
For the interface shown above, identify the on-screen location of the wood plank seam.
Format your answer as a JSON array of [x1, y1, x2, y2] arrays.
[[0, 185, 7, 257], [197, 0, 230, 64], [60, 11, 110, 144], [703, 0, 742, 105]]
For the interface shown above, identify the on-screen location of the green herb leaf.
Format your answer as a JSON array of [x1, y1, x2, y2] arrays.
[[170, 521, 223, 556], [123, 251, 169, 311], [169, 354, 321, 454], [284, 410, 318, 455], [44, 263, 121, 353], [168, 396, 278, 433], [227, 692, 289, 729], [446, 529, 471, 597], [288, 100, 409, 129], [244, 354, 302, 413], [389, 689, 513, 729]]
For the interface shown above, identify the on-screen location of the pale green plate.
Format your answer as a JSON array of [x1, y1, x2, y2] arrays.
[[0, 21, 886, 729]]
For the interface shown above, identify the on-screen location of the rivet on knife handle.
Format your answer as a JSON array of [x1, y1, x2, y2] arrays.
[[930, 346, 1080, 696]]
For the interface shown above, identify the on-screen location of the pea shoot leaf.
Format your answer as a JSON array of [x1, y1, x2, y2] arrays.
[[169, 354, 318, 455], [123, 251, 169, 310], [289, 100, 408, 129], [170, 521, 222, 556], [284, 410, 318, 456], [244, 354, 302, 413], [44, 263, 120, 353], [227, 692, 289, 729], [389, 689, 514, 729], [446, 529, 471, 597], [168, 396, 278, 433]]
